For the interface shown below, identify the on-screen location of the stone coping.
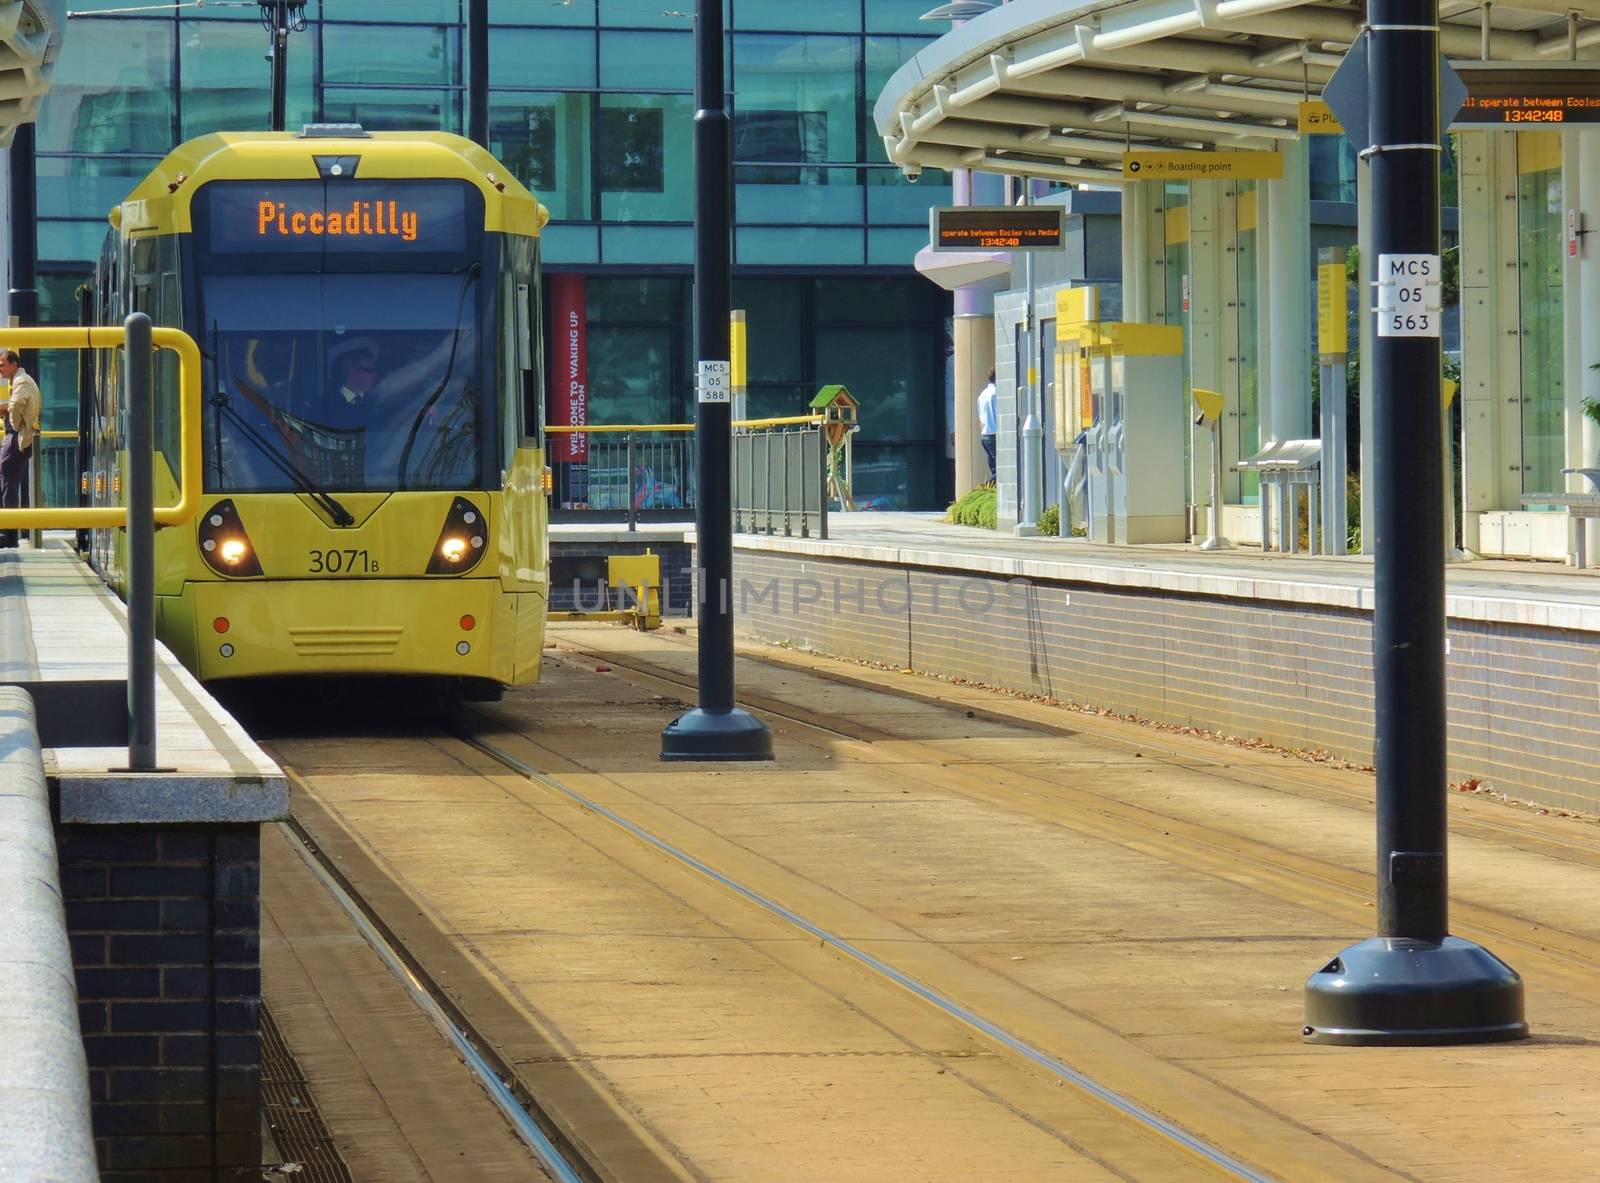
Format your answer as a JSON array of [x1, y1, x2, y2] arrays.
[[0, 687, 98, 1182], [715, 526, 1600, 634]]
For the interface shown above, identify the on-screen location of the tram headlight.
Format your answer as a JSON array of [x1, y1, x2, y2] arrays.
[[427, 497, 488, 575], [198, 499, 263, 577]]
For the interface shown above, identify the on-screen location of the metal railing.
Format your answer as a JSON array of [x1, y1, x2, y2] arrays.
[[0, 317, 203, 771], [547, 424, 696, 529], [733, 419, 828, 539], [546, 415, 827, 533]]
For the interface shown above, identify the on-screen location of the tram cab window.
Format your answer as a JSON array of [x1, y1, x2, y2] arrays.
[[192, 178, 495, 494], [201, 271, 488, 493]]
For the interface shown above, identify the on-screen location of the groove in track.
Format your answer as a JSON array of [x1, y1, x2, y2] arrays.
[[276, 814, 596, 1183], [461, 727, 1278, 1183]]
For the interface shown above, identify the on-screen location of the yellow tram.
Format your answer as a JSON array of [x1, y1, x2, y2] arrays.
[[84, 129, 550, 696]]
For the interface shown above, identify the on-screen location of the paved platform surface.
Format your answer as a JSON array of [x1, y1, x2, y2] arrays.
[[0, 545, 285, 823], [732, 511, 1600, 629], [267, 623, 1600, 1182]]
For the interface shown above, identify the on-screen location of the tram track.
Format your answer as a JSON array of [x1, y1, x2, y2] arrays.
[[545, 636, 1600, 1008], [274, 812, 598, 1183], [459, 731, 1279, 1183], [275, 731, 1290, 1183], [262, 628, 1600, 1182]]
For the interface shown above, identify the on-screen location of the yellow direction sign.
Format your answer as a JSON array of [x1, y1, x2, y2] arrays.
[[1122, 151, 1284, 181], [1299, 101, 1344, 135], [1317, 261, 1348, 357]]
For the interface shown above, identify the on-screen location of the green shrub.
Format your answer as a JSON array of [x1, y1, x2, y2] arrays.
[[1038, 505, 1060, 535], [946, 485, 998, 529]]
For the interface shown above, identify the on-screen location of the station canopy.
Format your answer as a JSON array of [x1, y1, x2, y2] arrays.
[[875, 0, 1600, 184], [0, 0, 63, 147]]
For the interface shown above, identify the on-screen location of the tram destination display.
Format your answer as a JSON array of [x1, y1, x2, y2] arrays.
[[199, 178, 478, 255], [931, 206, 1066, 251], [1453, 63, 1600, 125]]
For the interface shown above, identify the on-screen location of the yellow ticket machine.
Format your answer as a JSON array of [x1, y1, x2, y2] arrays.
[[1054, 288, 1186, 543]]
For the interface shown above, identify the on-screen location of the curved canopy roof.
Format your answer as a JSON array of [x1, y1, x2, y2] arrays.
[[875, 0, 1600, 184], [0, 0, 64, 147]]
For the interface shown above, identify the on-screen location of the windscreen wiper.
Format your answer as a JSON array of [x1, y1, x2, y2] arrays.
[[397, 262, 481, 488], [209, 393, 357, 527]]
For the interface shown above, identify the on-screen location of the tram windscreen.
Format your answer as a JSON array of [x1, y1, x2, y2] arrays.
[[193, 180, 492, 494]]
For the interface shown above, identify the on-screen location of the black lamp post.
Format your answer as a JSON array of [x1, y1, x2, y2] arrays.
[[258, 1, 309, 133], [660, 0, 774, 762], [1303, 0, 1525, 1046]]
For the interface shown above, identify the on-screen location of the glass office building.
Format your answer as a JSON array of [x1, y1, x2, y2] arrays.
[[31, 0, 955, 507]]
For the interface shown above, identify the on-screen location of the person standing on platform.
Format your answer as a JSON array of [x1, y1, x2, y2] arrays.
[[0, 350, 40, 548], [976, 367, 998, 483]]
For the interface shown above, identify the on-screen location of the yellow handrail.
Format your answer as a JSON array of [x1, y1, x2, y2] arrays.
[[39, 430, 79, 440], [545, 414, 824, 434], [546, 423, 696, 434], [0, 326, 202, 529]]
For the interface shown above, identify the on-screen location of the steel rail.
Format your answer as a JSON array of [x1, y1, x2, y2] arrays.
[[276, 815, 593, 1183], [464, 729, 1279, 1183]]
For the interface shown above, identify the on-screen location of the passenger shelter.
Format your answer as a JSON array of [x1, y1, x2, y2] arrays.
[[876, 0, 1600, 564]]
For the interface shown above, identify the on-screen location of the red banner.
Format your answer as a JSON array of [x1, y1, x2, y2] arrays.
[[549, 273, 587, 462]]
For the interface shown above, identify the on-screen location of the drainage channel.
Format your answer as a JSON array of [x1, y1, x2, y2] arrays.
[[277, 816, 594, 1183], [465, 729, 1279, 1183]]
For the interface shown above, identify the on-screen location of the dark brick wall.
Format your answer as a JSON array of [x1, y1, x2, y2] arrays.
[[550, 540, 692, 615], [58, 824, 263, 1182]]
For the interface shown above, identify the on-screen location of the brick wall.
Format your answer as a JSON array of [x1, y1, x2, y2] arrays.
[[58, 823, 262, 1181], [731, 548, 1600, 813]]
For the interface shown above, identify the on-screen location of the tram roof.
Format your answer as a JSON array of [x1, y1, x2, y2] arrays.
[[114, 130, 547, 239], [874, 0, 1600, 185], [0, 0, 65, 147]]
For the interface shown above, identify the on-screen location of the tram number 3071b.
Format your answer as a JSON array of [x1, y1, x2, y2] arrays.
[[308, 549, 379, 574]]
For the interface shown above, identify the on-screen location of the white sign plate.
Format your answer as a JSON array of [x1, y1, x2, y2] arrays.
[[1379, 310, 1440, 337], [1376, 283, 1442, 311], [1376, 253, 1443, 338], [696, 359, 731, 404]]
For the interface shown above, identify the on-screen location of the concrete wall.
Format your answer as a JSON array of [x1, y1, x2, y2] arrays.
[[731, 547, 1600, 813]]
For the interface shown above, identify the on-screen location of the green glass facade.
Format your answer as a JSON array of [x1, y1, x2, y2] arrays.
[[31, 0, 955, 507]]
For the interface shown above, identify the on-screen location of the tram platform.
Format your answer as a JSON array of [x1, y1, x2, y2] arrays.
[[0, 541, 285, 820], [274, 622, 1600, 1182], [0, 540, 286, 1178], [721, 512, 1600, 813]]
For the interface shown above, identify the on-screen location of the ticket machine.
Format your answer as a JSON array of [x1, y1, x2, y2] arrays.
[[1053, 288, 1186, 544]]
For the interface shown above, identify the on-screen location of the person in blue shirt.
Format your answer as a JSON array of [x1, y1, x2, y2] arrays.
[[976, 367, 997, 482]]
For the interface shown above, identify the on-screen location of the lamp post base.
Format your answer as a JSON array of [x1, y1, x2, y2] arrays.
[[1303, 936, 1527, 1046], [661, 707, 774, 762]]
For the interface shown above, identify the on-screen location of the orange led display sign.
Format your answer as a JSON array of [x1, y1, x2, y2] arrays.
[[932, 206, 1066, 251], [256, 198, 421, 242], [197, 179, 478, 257], [1453, 64, 1600, 125]]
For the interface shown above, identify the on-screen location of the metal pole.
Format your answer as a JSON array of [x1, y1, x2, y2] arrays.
[[9, 122, 38, 550], [8, 122, 38, 374], [269, 0, 289, 133], [1372, 2, 1446, 945], [1304, 0, 1525, 1046], [1200, 420, 1230, 549], [27, 448, 40, 550], [660, 0, 772, 762], [1020, 179, 1040, 530], [125, 314, 156, 772], [626, 431, 637, 532], [467, 0, 489, 148]]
